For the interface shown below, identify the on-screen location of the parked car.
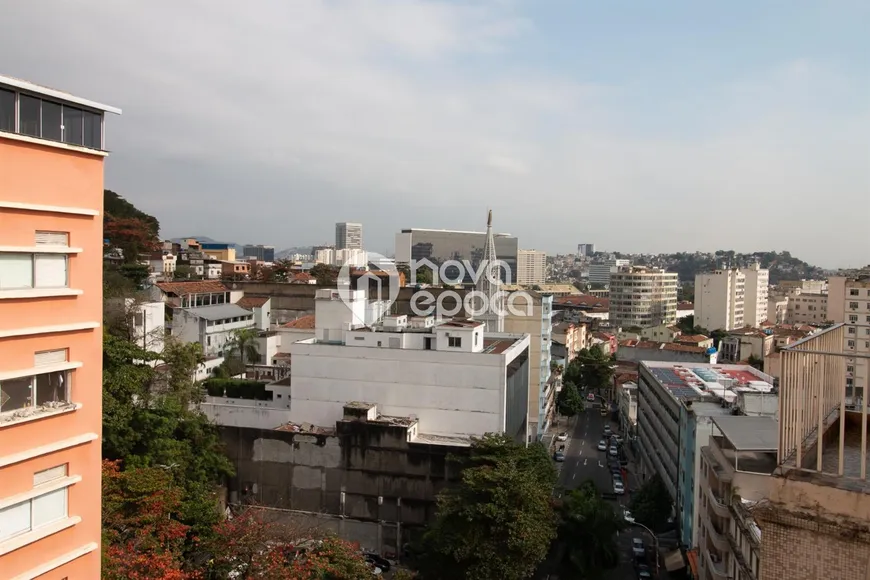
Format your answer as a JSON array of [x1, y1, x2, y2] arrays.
[[556, 432, 568, 442], [632, 537, 646, 558], [611, 434, 623, 445], [623, 508, 635, 523], [587, 393, 596, 402], [613, 480, 625, 495], [553, 450, 565, 462], [597, 439, 608, 451], [610, 464, 622, 476], [603, 424, 612, 436], [609, 446, 619, 457], [637, 563, 653, 579], [600, 405, 608, 416]]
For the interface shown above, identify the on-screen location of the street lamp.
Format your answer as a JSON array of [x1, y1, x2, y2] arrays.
[[630, 520, 660, 577]]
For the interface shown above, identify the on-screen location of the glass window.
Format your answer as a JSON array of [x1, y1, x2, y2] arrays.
[[0, 89, 14, 132], [82, 110, 101, 149], [34, 255, 68, 288], [0, 501, 32, 541], [36, 371, 67, 406], [0, 254, 34, 289], [19, 95, 40, 137], [62, 106, 83, 145], [32, 488, 66, 527], [41, 100, 62, 141], [0, 376, 33, 411]]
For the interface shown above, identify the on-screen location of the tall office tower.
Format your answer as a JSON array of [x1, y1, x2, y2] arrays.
[[242, 244, 275, 262], [0, 75, 120, 578], [394, 228, 519, 283], [694, 268, 747, 331], [335, 222, 363, 250]]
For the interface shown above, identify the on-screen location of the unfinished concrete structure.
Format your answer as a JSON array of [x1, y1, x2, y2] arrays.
[[219, 402, 467, 556], [755, 324, 870, 579]]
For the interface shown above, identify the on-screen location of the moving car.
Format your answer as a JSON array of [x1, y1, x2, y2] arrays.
[[623, 508, 635, 523], [613, 480, 625, 495], [553, 450, 565, 462], [597, 439, 607, 451], [636, 564, 653, 579], [556, 432, 568, 442], [632, 537, 646, 558], [600, 405, 608, 416], [587, 393, 596, 402], [603, 424, 612, 436]]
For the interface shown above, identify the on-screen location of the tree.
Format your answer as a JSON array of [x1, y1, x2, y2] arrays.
[[565, 345, 615, 393], [418, 434, 558, 580], [676, 315, 709, 336], [556, 381, 584, 417], [628, 474, 672, 533], [224, 328, 262, 374], [102, 461, 192, 580], [309, 263, 339, 285], [174, 265, 196, 280], [557, 480, 624, 577], [105, 216, 161, 264]]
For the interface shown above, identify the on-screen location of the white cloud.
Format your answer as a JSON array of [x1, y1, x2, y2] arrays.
[[0, 2, 866, 268]]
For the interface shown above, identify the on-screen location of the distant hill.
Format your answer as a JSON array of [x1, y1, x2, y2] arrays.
[[104, 190, 159, 236], [633, 251, 829, 285]]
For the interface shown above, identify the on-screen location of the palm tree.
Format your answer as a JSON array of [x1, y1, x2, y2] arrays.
[[225, 328, 261, 375]]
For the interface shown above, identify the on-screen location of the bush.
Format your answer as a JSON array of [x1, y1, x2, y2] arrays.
[[203, 379, 270, 400]]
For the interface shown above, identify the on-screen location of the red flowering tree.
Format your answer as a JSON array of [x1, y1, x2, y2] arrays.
[[104, 215, 161, 263], [102, 460, 196, 580]]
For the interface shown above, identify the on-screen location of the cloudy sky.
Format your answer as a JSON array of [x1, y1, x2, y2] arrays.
[[2, 1, 867, 267]]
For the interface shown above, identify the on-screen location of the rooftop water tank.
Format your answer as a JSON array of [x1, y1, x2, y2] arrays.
[[706, 347, 718, 355]]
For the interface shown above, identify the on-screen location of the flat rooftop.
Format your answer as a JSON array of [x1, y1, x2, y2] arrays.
[[714, 416, 779, 451], [643, 361, 774, 402]]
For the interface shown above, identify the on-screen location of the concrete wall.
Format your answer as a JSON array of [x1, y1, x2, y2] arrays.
[[201, 397, 293, 429], [219, 421, 466, 556], [616, 346, 709, 364]]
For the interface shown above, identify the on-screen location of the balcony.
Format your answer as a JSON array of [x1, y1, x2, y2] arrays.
[[726, 526, 757, 580], [705, 483, 731, 518], [705, 516, 730, 552], [704, 549, 729, 580]]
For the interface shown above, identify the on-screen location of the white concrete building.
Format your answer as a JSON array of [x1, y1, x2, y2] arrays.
[[767, 294, 789, 325], [694, 269, 746, 331], [609, 266, 679, 328], [740, 264, 769, 327], [171, 303, 256, 357], [827, 275, 870, 407], [784, 290, 827, 325], [130, 300, 166, 356], [517, 249, 547, 285], [287, 289, 532, 442]]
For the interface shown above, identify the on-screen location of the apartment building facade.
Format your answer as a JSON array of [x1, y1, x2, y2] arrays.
[[587, 258, 630, 287], [694, 269, 746, 331], [0, 75, 119, 578], [608, 266, 678, 328], [741, 264, 769, 327], [827, 275, 870, 407], [784, 291, 827, 325], [516, 249, 546, 285]]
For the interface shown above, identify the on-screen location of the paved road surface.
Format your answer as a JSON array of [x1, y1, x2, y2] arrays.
[[550, 401, 670, 580]]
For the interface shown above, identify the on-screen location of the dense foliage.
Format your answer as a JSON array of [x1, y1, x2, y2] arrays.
[[634, 250, 827, 285], [204, 379, 270, 399], [557, 480, 624, 577], [628, 474, 673, 533], [556, 381, 584, 416], [416, 434, 558, 580], [563, 346, 615, 394]]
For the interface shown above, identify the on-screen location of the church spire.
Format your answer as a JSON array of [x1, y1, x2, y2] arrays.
[[475, 209, 504, 332]]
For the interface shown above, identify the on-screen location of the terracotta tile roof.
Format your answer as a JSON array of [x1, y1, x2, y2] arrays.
[[667, 325, 681, 332], [236, 296, 270, 309], [661, 342, 707, 353], [292, 272, 313, 282], [555, 294, 609, 309], [592, 331, 614, 341], [282, 315, 315, 329], [155, 280, 229, 295], [677, 334, 710, 343], [619, 339, 638, 347], [677, 301, 694, 311]]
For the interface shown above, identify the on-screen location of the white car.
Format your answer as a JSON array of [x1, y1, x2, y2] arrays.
[[556, 432, 568, 442], [609, 446, 618, 457], [597, 439, 607, 451], [587, 393, 596, 402], [623, 508, 635, 523], [613, 480, 625, 495]]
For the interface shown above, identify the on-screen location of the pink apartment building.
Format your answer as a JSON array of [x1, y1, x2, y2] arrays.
[[0, 75, 119, 578]]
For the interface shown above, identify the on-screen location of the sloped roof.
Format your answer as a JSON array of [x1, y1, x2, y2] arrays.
[[155, 280, 229, 295], [237, 296, 270, 309]]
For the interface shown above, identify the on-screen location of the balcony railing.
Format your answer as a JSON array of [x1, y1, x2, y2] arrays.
[[705, 516, 730, 552], [705, 483, 731, 518], [704, 549, 729, 580], [725, 525, 758, 580]]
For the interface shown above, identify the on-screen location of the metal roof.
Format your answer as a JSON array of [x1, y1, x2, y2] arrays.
[[0, 74, 121, 115], [713, 416, 778, 451], [185, 303, 252, 321]]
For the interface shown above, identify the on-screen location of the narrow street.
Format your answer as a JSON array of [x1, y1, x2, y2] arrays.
[[548, 399, 670, 580]]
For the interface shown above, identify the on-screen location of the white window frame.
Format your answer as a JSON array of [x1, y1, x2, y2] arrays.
[[0, 475, 76, 544], [0, 369, 71, 415], [0, 253, 68, 290]]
